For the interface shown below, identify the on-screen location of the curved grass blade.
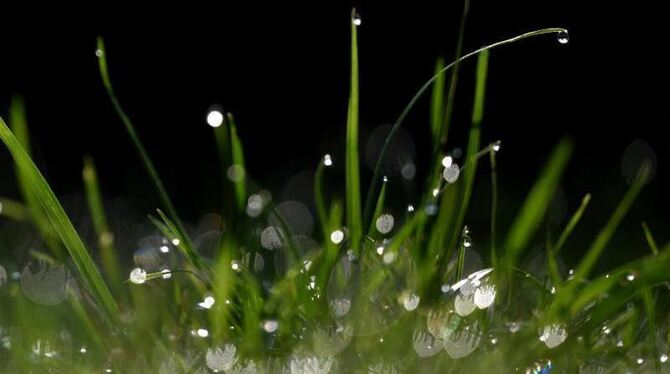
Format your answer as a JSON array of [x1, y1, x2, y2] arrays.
[[502, 138, 573, 269], [96, 37, 195, 255], [346, 9, 362, 252], [0, 116, 118, 320], [363, 27, 568, 224]]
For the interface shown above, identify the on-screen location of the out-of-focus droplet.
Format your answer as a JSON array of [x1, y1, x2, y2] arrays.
[[329, 298, 352, 317], [226, 165, 245, 182], [161, 269, 172, 279], [403, 294, 420, 311], [412, 330, 442, 358], [443, 164, 460, 183], [539, 323, 567, 348], [330, 229, 345, 244], [375, 214, 394, 234], [207, 109, 224, 128], [21, 262, 68, 305], [352, 11, 362, 26], [473, 284, 496, 309], [557, 30, 569, 44], [323, 154, 333, 167], [401, 163, 416, 180], [262, 319, 279, 333], [206, 344, 238, 372], [95, 49, 103, 57], [442, 156, 453, 168], [443, 321, 482, 359], [261, 226, 283, 250], [231, 260, 242, 272], [454, 293, 476, 316]]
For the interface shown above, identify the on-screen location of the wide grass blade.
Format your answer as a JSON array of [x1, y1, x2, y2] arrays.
[[96, 37, 194, 254], [346, 9, 362, 251], [0, 116, 118, 320], [503, 138, 573, 268]]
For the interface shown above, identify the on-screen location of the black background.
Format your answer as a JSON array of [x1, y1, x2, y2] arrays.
[[1, 1, 668, 265]]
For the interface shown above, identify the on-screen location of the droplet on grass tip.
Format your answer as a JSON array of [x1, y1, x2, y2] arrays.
[[352, 11, 362, 26], [323, 154, 333, 166], [207, 109, 224, 128], [557, 30, 569, 44], [129, 268, 147, 284], [161, 269, 172, 279], [492, 141, 501, 152], [473, 284, 496, 309]]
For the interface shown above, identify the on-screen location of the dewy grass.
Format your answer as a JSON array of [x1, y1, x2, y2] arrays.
[[0, 7, 667, 373]]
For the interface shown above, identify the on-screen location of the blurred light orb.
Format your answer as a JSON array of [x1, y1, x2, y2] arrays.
[[207, 110, 224, 128], [443, 164, 460, 183], [323, 154, 333, 166], [261, 226, 283, 250], [375, 214, 394, 234], [442, 156, 453, 168], [621, 139, 656, 184], [330, 230, 345, 244], [227, 165, 245, 182]]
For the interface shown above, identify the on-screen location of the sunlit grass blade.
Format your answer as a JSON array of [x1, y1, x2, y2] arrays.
[[346, 9, 362, 251], [83, 156, 123, 290], [362, 27, 568, 223], [0, 116, 118, 320], [641, 221, 659, 255], [96, 37, 194, 254], [503, 138, 573, 268], [554, 193, 591, 254]]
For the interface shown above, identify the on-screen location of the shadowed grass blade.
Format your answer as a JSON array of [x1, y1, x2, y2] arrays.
[[503, 138, 573, 268], [346, 9, 362, 251], [0, 116, 118, 320], [96, 37, 195, 254], [83, 156, 123, 290]]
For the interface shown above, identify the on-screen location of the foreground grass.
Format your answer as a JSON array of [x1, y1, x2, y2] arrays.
[[1, 9, 668, 374]]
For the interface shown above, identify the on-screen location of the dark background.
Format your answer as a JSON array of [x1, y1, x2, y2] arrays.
[[1, 1, 668, 266]]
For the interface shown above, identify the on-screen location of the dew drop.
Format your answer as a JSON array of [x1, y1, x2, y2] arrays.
[[231, 260, 242, 272], [261, 226, 283, 250], [226, 165, 245, 182], [412, 330, 442, 358], [375, 214, 394, 234], [557, 30, 569, 44], [492, 141, 501, 152], [196, 328, 209, 338], [407, 204, 415, 212], [159, 245, 170, 253], [206, 344, 238, 372], [403, 293, 420, 311], [454, 293, 476, 316], [95, 49, 103, 57], [129, 268, 147, 284], [539, 323, 567, 349], [161, 269, 172, 279], [660, 354, 668, 363], [442, 156, 453, 168], [262, 319, 279, 333], [352, 12, 362, 26], [473, 284, 496, 309], [323, 154, 333, 167], [207, 109, 224, 128], [443, 164, 460, 183], [401, 163, 416, 180], [329, 298, 352, 317], [330, 229, 345, 244]]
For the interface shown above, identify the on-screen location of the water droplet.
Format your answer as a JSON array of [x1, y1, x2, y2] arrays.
[[21, 262, 68, 305], [454, 293, 476, 316], [375, 214, 394, 234], [403, 293, 420, 311], [207, 109, 224, 127], [129, 268, 147, 284], [172, 238, 181, 246], [473, 284, 496, 309], [198, 295, 216, 309], [443, 164, 460, 183], [226, 164, 245, 182], [376, 246, 385, 255], [352, 12, 362, 26], [261, 226, 283, 250], [330, 229, 345, 244], [425, 203, 438, 216], [161, 269, 172, 279], [231, 260, 242, 272], [383, 251, 396, 264], [313, 324, 354, 356], [407, 204, 415, 212], [159, 245, 169, 253], [383, 175, 389, 182], [660, 354, 668, 363], [626, 273, 636, 281], [80, 346, 87, 354], [637, 358, 645, 365], [95, 49, 103, 57], [539, 323, 567, 348], [432, 188, 440, 197], [492, 141, 501, 152], [443, 321, 482, 359], [246, 194, 265, 217], [412, 330, 442, 358], [442, 156, 453, 168], [289, 355, 334, 373], [206, 344, 238, 372], [323, 154, 333, 166], [262, 319, 279, 333], [329, 298, 352, 317], [401, 163, 416, 180], [557, 30, 569, 44], [196, 328, 209, 338]]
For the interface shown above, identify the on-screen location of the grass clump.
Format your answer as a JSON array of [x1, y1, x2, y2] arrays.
[[0, 7, 667, 374]]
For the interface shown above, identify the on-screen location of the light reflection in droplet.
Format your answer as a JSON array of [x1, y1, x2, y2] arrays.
[[129, 268, 147, 284], [207, 110, 224, 128]]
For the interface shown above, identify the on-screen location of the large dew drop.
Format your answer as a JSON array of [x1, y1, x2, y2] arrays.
[[21, 262, 68, 305], [539, 323, 568, 349], [260, 226, 283, 250], [454, 293, 477, 317], [402, 293, 420, 311], [443, 321, 482, 359], [443, 164, 460, 183], [473, 284, 496, 309], [412, 330, 442, 358], [129, 268, 147, 284], [375, 214, 395, 234]]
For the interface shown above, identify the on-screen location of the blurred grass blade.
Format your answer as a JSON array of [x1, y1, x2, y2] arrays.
[[228, 113, 247, 213], [0, 197, 28, 221], [96, 37, 194, 253], [155, 209, 208, 271], [0, 116, 118, 320], [503, 138, 573, 268], [83, 156, 123, 289], [641, 221, 659, 255], [570, 162, 651, 282], [213, 111, 235, 226], [430, 57, 445, 142], [346, 9, 362, 251], [554, 193, 591, 254]]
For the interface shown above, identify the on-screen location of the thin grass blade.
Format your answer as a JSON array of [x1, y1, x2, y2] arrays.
[[345, 9, 362, 251]]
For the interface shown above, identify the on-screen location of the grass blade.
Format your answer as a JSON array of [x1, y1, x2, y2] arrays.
[[0, 197, 28, 221], [554, 193, 591, 254], [503, 138, 573, 268], [0, 116, 118, 320], [346, 9, 362, 251], [490, 147, 499, 266], [96, 37, 194, 254], [430, 57, 445, 142], [228, 113, 247, 213], [367, 177, 388, 237], [641, 221, 659, 255], [314, 156, 330, 240]]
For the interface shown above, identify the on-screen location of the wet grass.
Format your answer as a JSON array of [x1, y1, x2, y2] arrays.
[[0, 8, 667, 374]]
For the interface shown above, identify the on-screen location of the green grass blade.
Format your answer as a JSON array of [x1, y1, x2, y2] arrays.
[[96, 37, 194, 253], [362, 27, 568, 223], [641, 221, 659, 255], [554, 193, 591, 254], [367, 177, 388, 237], [155, 209, 208, 272], [0, 197, 28, 221], [314, 155, 332, 240], [0, 116, 118, 320], [490, 147, 499, 266], [228, 113, 247, 213], [430, 57, 445, 142], [503, 138, 573, 268], [82, 156, 123, 289], [346, 9, 362, 251]]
